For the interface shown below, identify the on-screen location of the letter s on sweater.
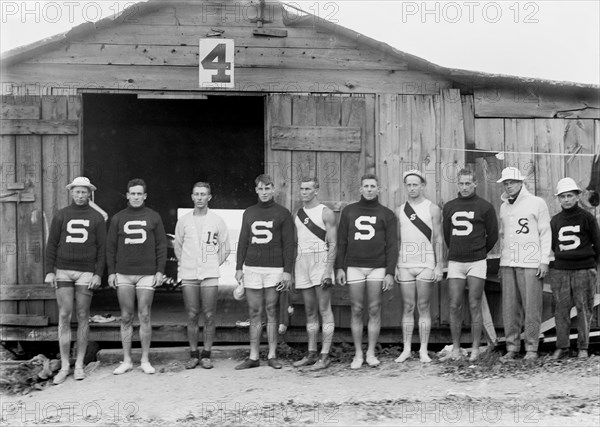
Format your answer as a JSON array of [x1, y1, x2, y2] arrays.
[[124, 220, 147, 244]]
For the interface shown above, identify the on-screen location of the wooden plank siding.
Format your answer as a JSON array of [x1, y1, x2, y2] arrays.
[[474, 87, 600, 119], [0, 95, 81, 325], [2, 1, 451, 96]]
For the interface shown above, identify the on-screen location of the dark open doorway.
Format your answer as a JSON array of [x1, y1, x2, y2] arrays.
[[82, 93, 264, 232]]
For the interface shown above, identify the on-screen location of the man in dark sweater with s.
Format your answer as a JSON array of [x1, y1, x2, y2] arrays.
[[45, 177, 106, 384], [235, 174, 295, 370], [442, 168, 498, 361], [335, 174, 398, 369], [107, 178, 167, 375], [550, 177, 600, 359]]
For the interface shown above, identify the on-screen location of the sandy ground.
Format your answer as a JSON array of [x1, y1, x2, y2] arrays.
[[1, 349, 599, 427]]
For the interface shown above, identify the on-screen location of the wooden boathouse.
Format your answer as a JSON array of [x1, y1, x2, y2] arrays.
[[1, 0, 599, 344]]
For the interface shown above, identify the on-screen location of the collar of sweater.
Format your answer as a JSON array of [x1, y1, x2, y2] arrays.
[[70, 202, 90, 210], [127, 203, 146, 211], [560, 204, 582, 216], [358, 196, 380, 206], [258, 199, 275, 209], [501, 184, 531, 204], [457, 192, 477, 200]]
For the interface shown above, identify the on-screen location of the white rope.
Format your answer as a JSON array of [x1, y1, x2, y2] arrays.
[[440, 147, 598, 158]]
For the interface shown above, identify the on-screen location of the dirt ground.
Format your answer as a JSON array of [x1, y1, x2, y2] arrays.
[[1, 346, 599, 427]]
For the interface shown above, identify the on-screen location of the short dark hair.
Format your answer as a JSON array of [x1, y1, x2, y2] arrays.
[[458, 168, 476, 181], [127, 178, 146, 193], [301, 176, 319, 189], [255, 174, 274, 186], [361, 173, 379, 185], [192, 181, 211, 194]]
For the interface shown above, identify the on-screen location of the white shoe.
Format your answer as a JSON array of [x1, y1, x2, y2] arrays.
[[140, 361, 155, 374], [113, 362, 133, 375]]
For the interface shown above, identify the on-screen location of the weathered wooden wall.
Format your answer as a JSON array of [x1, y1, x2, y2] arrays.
[[2, 1, 450, 95], [1, 95, 82, 325]]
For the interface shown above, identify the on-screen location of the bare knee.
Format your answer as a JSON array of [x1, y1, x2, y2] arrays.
[[121, 311, 134, 325], [417, 301, 430, 314], [351, 302, 363, 318], [368, 303, 381, 318], [204, 310, 215, 326], [403, 302, 415, 316], [187, 307, 200, 323]]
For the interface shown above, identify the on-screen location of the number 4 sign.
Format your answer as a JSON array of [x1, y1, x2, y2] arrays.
[[199, 39, 234, 88]]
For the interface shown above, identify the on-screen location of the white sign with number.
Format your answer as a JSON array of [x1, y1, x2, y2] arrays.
[[199, 39, 234, 88]]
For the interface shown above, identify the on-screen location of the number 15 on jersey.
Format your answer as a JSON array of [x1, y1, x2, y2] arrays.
[[199, 39, 235, 88]]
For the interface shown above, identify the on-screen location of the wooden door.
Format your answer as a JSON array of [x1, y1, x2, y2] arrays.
[[266, 93, 375, 330], [1, 95, 82, 325]]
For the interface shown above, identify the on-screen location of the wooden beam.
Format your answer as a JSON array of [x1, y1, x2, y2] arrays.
[[0, 285, 56, 300], [271, 126, 361, 151], [474, 88, 600, 119], [0, 192, 35, 203], [0, 325, 459, 344], [4, 63, 450, 95], [0, 314, 48, 326], [1, 119, 78, 135]]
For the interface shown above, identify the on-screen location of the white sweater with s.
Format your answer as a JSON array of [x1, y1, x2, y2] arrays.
[[499, 185, 551, 268]]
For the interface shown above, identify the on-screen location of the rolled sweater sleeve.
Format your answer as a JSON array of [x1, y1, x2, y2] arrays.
[[236, 212, 250, 270], [485, 205, 499, 253], [154, 216, 167, 274], [106, 216, 119, 275], [334, 209, 349, 270], [45, 213, 63, 275], [281, 210, 296, 274], [385, 209, 398, 275], [94, 219, 107, 276], [537, 200, 552, 265]]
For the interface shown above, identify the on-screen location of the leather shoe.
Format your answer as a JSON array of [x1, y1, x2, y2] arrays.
[[500, 351, 517, 362], [235, 358, 260, 370], [293, 352, 318, 368], [578, 350, 588, 359], [523, 351, 538, 360], [200, 358, 213, 369], [267, 358, 283, 369], [550, 349, 567, 360]]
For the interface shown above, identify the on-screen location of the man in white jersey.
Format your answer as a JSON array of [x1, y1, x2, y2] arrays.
[[292, 177, 337, 370], [395, 170, 444, 363], [174, 182, 230, 370]]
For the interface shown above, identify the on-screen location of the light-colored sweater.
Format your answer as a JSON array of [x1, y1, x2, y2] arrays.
[[499, 185, 551, 268], [174, 209, 230, 280]]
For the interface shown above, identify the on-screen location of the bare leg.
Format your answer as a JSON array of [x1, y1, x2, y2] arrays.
[[56, 286, 75, 371], [446, 278, 466, 360], [136, 288, 155, 373], [365, 280, 383, 360], [416, 280, 433, 362], [315, 286, 334, 354], [397, 281, 415, 362], [200, 285, 219, 352], [74, 289, 93, 369], [182, 285, 201, 352], [467, 277, 486, 361], [245, 288, 264, 360], [348, 281, 366, 364], [117, 286, 136, 366], [301, 288, 319, 353], [265, 287, 279, 359]]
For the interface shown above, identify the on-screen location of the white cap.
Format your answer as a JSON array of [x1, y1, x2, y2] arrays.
[[555, 177, 581, 196], [66, 176, 96, 191], [233, 283, 246, 301], [403, 169, 426, 184], [497, 167, 526, 183]]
